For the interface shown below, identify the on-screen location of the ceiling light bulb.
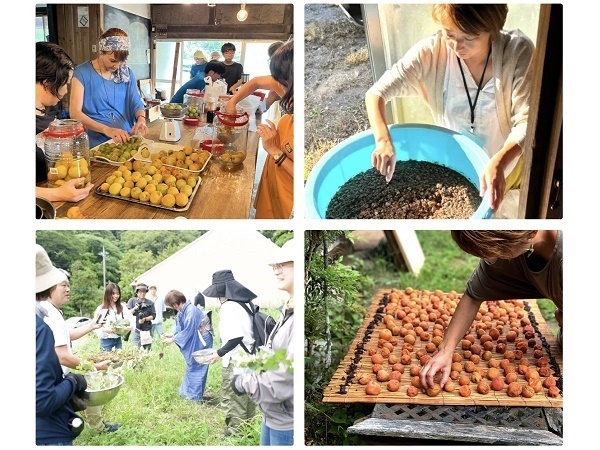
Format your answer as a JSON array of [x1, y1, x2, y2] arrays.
[[237, 4, 248, 22]]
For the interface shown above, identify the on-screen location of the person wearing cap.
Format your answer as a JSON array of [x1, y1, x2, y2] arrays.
[[210, 51, 222, 62], [230, 239, 295, 446], [36, 244, 89, 445], [190, 50, 208, 79], [169, 61, 227, 104], [126, 283, 156, 350], [148, 285, 167, 340], [162, 290, 213, 402], [70, 27, 148, 148], [203, 270, 257, 436]]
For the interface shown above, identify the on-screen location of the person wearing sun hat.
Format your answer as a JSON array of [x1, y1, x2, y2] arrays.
[[230, 239, 295, 446], [203, 270, 257, 436], [190, 49, 208, 79], [36, 244, 89, 445], [210, 50, 222, 61]]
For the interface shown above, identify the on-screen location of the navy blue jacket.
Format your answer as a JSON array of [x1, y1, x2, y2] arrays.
[[36, 315, 79, 445]]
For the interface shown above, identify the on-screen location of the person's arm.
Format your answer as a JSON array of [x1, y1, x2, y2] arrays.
[[479, 141, 522, 211], [226, 76, 285, 114], [366, 93, 396, 183], [69, 77, 130, 144], [69, 313, 103, 341], [265, 90, 281, 110], [419, 292, 482, 390], [257, 118, 293, 178], [36, 180, 94, 203]]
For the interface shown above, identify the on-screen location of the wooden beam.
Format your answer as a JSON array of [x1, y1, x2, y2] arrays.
[[170, 42, 180, 99]]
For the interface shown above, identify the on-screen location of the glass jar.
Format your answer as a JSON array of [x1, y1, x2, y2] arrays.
[[43, 119, 90, 189], [211, 111, 250, 167]]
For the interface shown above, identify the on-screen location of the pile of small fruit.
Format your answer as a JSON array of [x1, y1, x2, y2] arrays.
[[90, 136, 143, 163], [146, 145, 211, 172], [47, 152, 91, 188], [98, 159, 200, 209], [185, 104, 201, 119]]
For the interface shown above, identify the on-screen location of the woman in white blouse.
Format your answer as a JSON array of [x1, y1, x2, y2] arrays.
[[367, 4, 534, 214], [94, 282, 134, 351]]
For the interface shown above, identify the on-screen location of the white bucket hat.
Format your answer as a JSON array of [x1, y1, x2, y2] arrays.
[[36, 244, 67, 293], [269, 239, 295, 265]]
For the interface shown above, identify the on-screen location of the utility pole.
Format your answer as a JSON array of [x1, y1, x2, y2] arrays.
[[99, 246, 109, 287]]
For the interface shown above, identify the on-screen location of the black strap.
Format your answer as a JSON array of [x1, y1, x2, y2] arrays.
[[456, 45, 492, 133]]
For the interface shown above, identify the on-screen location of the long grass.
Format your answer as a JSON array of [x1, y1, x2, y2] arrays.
[[72, 306, 283, 445]]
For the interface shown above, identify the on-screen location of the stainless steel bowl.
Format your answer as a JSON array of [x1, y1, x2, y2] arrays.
[[192, 349, 213, 364], [36, 197, 56, 219], [83, 372, 124, 407], [160, 103, 188, 118]]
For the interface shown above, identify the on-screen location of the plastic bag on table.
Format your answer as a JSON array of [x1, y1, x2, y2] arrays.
[[235, 95, 261, 132], [191, 125, 214, 149], [204, 77, 228, 100]]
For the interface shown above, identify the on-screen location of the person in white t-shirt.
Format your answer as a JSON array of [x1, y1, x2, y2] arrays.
[[367, 4, 534, 216]]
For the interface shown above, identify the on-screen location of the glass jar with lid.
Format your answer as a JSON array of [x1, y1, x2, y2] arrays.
[[211, 111, 250, 167], [43, 119, 90, 189]]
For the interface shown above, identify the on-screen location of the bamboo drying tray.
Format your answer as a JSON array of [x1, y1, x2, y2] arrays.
[[323, 289, 563, 408]]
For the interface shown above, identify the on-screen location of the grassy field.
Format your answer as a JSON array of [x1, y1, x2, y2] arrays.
[[71, 306, 283, 445]]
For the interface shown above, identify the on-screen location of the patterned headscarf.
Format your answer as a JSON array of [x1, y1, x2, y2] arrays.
[[98, 35, 131, 83]]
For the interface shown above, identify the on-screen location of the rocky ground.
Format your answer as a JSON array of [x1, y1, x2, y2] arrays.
[[304, 4, 372, 179]]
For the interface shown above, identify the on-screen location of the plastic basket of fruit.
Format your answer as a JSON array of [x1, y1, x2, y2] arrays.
[[160, 103, 188, 118], [83, 372, 124, 407]]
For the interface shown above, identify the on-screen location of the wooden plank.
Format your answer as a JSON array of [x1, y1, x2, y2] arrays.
[[323, 289, 563, 407], [384, 230, 424, 276], [347, 417, 563, 445]]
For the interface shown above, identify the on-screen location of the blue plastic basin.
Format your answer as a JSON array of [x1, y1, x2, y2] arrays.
[[305, 124, 492, 219]]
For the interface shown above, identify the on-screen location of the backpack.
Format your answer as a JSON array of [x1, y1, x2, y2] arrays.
[[231, 300, 277, 354]]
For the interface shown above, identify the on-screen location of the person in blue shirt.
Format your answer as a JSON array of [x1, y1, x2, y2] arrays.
[[70, 28, 148, 148], [170, 61, 227, 104], [162, 290, 213, 402], [190, 50, 208, 79]]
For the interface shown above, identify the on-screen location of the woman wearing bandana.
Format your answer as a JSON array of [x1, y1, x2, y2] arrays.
[[70, 28, 148, 148]]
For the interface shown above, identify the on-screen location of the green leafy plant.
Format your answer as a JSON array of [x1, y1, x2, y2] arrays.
[[232, 348, 293, 373]]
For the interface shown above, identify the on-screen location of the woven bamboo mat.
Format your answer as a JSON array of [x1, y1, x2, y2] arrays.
[[323, 289, 563, 407]]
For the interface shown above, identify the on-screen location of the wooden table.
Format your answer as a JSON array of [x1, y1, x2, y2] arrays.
[[41, 118, 260, 219]]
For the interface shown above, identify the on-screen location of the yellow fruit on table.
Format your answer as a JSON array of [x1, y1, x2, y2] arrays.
[[131, 187, 142, 199], [141, 148, 151, 158], [166, 156, 177, 166], [149, 191, 163, 205], [186, 176, 197, 188], [114, 176, 126, 186], [180, 184, 193, 197], [161, 193, 176, 208], [124, 180, 135, 189], [109, 182, 123, 195], [144, 183, 157, 193], [131, 172, 142, 183], [136, 178, 148, 189], [175, 151, 186, 161], [165, 175, 177, 187], [190, 152, 200, 162], [157, 183, 169, 195], [143, 174, 153, 183], [183, 146, 193, 156], [100, 182, 111, 192], [139, 191, 150, 202], [120, 187, 132, 198], [152, 173, 163, 183], [167, 186, 180, 196], [123, 161, 133, 170], [112, 170, 122, 178], [175, 192, 189, 207], [105, 175, 116, 185], [176, 179, 187, 191], [132, 160, 144, 171], [189, 163, 201, 171], [152, 159, 163, 169]]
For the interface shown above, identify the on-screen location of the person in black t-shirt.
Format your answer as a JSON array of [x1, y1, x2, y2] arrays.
[[221, 43, 244, 94]]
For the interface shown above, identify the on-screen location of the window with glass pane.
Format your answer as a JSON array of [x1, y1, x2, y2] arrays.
[[35, 16, 49, 42]]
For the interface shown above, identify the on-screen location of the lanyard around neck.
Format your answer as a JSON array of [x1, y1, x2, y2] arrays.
[[457, 46, 492, 133]]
